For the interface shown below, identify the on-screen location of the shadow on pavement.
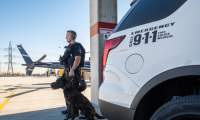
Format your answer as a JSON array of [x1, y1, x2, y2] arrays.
[[0, 107, 66, 120], [32, 83, 51, 85], [6, 87, 51, 98]]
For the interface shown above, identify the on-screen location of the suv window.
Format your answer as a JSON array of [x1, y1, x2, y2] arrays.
[[114, 0, 187, 32]]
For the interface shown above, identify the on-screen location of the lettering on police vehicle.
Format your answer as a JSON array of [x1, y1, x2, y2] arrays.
[[129, 22, 175, 47]]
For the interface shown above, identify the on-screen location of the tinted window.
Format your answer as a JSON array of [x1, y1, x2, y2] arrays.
[[114, 0, 187, 32]]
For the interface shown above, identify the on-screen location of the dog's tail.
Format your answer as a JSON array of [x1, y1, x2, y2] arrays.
[[95, 113, 105, 119]]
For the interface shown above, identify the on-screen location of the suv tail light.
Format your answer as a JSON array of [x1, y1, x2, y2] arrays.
[[103, 35, 126, 68]]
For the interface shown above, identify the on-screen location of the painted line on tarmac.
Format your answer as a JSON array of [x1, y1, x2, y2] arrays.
[[0, 98, 10, 111], [0, 92, 15, 111], [0, 85, 49, 111]]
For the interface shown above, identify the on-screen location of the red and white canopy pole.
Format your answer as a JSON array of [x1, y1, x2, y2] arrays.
[[90, 0, 117, 105]]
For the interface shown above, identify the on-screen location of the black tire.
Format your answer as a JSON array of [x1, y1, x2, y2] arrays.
[[150, 95, 200, 120]]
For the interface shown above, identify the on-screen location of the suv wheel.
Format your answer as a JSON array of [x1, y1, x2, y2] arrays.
[[150, 95, 200, 120]]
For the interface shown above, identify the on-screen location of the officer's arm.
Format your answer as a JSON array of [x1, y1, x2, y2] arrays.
[[71, 56, 81, 70]]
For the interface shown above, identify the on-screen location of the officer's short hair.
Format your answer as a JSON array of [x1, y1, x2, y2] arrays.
[[67, 30, 77, 40]]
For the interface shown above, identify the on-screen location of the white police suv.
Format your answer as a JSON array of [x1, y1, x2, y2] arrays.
[[99, 0, 200, 120]]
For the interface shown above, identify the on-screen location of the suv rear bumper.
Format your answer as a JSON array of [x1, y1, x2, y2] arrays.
[[99, 99, 135, 120]]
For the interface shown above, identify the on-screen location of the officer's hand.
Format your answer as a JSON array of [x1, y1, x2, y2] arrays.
[[69, 69, 75, 77]]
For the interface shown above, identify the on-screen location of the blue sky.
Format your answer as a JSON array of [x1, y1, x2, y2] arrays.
[[0, 0, 131, 73]]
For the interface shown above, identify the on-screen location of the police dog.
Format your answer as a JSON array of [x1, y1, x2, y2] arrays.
[[51, 75, 104, 120], [51, 76, 65, 89], [62, 76, 105, 120]]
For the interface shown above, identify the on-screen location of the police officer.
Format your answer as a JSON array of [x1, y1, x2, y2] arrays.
[[60, 30, 86, 117]]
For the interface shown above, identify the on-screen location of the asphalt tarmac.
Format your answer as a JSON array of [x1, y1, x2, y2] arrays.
[[0, 76, 94, 120]]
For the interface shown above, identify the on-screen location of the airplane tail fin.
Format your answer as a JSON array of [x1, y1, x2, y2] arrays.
[[17, 45, 35, 76], [17, 45, 33, 64]]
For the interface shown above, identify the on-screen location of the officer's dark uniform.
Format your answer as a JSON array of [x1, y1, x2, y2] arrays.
[[60, 42, 85, 117]]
